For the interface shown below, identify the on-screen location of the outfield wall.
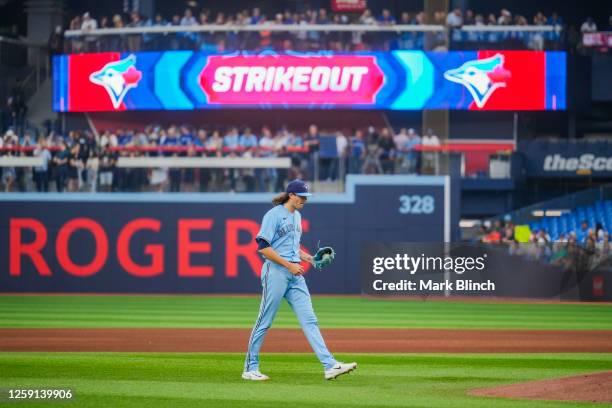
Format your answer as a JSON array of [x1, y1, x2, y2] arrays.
[[0, 175, 454, 294]]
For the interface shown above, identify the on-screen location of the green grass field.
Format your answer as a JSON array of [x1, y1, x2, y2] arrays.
[[1, 296, 611, 407], [1, 353, 611, 407], [1, 295, 611, 329]]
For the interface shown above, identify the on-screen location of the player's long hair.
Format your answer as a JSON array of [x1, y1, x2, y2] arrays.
[[272, 192, 290, 206]]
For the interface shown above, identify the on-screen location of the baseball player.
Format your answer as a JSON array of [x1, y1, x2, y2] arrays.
[[242, 179, 357, 381]]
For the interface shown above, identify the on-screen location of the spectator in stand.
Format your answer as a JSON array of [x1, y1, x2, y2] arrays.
[[206, 129, 223, 152], [98, 145, 116, 192], [110, 14, 125, 51], [362, 126, 382, 174], [482, 225, 501, 243], [358, 8, 377, 49], [578, 220, 590, 242], [67, 141, 80, 192], [180, 8, 198, 48], [421, 128, 440, 173], [97, 16, 111, 50], [377, 128, 395, 174], [150, 13, 169, 50], [502, 222, 515, 243], [194, 128, 211, 191], [498, 9, 512, 25], [396, 12, 416, 49], [378, 9, 396, 50], [239, 127, 258, 149], [178, 126, 195, 189], [118, 128, 134, 146], [161, 126, 181, 192], [69, 15, 83, 52], [544, 12, 563, 42], [335, 130, 349, 175], [181, 8, 197, 25], [446, 7, 463, 28], [223, 127, 240, 151], [348, 129, 365, 174], [581, 17, 597, 33], [75, 133, 92, 190], [1, 130, 18, 191], [285, 128, 303, 149], [81, 12, 98, 52], [179, 125, 194, 146], [402, 128, 421, 174], [393, 128, 409, 173], [53, 139, 70, 192], [359, 8, 376, 25], [257, 126, 276, 192], [250, 7, 264, 24], [99, 15, 110, 29], [303, 124, 320, 179], [272, 129, 290, 190], [241, 146, 256, 192], [464, 10, 475, 25], [533, 12, 547, 25], [81, 12, 97, 31], [127, 11, 143, 52]]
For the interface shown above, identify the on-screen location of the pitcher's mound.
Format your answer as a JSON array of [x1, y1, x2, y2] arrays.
[[470, 372, 612, 403]]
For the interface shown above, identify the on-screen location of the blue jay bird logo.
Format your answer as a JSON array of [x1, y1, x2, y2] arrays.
[[89, 55, 142, 109], [443, 54, 511, 108]]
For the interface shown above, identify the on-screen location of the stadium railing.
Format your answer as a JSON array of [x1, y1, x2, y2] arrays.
[[62, 23, 558, 51], [0, 142, 514, 193]]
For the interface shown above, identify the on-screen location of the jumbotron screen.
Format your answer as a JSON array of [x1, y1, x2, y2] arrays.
[[52, 50, 566, 112]]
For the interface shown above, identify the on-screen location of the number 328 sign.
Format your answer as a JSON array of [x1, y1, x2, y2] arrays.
[[399, 195, 435, 215]]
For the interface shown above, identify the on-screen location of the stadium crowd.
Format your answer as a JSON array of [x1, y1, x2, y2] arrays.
[[0, 124, 440, 193], [58, 6, 571, 53], [477, 217, 611, 252]]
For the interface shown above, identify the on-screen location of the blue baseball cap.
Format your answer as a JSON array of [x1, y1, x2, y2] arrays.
[[286, 179, 312, 197]]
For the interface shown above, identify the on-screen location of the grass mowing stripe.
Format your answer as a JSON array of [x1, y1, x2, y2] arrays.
[[0, 353, 611, 408], [0, 296, 611, 330]]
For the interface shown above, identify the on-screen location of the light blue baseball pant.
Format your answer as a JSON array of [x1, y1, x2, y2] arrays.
[[244, 260, 337, 371]]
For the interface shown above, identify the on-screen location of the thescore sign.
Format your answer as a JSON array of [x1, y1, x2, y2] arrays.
[[544, 154, 612, 172], [520, 141, 612, 177]]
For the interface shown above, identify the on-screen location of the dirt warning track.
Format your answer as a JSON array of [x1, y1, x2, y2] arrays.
[[1, 328, 612, 353]]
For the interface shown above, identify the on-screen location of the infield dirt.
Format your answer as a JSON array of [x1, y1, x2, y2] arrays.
[[1, 328, 612, 353]]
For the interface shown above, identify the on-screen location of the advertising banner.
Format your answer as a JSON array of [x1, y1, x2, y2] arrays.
[[519, 140, 612, 177], [0, 176, 451, 293], [53, 50, 566, 112]]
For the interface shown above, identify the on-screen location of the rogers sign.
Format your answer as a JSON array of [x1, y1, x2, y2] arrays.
[[198, 55, 384, 105]]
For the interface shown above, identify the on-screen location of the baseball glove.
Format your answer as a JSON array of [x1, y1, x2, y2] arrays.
[[312, 246, 335, 269]]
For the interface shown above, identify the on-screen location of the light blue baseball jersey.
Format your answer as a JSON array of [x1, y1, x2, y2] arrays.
[[245, 202, 338, 373], [256, 204, 302, 262]]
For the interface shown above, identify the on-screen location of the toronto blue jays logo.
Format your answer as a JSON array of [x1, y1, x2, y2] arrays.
[[89, 55, 142, 109], [443, 54, 511, 108]]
